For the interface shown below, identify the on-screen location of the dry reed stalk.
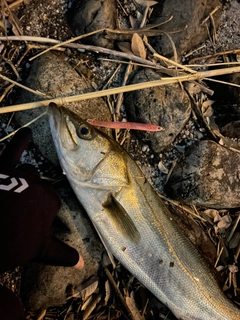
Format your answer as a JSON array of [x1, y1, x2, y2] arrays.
[[1, 65, 240, 114]]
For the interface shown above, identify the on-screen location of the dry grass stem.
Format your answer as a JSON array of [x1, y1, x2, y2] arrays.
[[0, 83, 15, 102], [103, 266, 135, 320], [203, 77, 240, 89], [102, 64, 122, 90], [2, 56, 21, 79], [2, 65, 240, 114], [214, 246, 224, 268], [139, 6, 149, 28], [153, 52, 196, 74], [3, 0, 22, 35], [117, 0, 128, 16], [188, 62, 240, 68], [99, 57, 159, 69], [29, 20, 173, 61], [29, 29, 106, 61], [8, 0, 24, 11], [184, 45, 206, 58], [115, 63, 132, 115], [190, 48, 240, 63], [0, 73, 48, 97], [159, 195, 207, 222], [0, 111, 47, 142], [201, 5, 221, 26]]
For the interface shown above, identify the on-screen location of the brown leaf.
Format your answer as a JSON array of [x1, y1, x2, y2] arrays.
[[35, 308, 47, 320], [201, 100, 214, 117], [81, 279, 99, 302], [228, 264, 238, 273], [77, 275, 99, 302], [229, 232, 240, 249], [204, 209, 221, 223], [158, 161, 169, 174], [131, 33, 146, 59], [129, 15, 139, 29], [217, 214, 232, 232], [104, 280, 111, 306], [126, 293, 146, 320], [117, 42, 133, 55], [134, 0, 158, 7]]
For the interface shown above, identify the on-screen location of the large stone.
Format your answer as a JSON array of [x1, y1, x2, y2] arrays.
[[124, 69, 191, 153], [21, 184, 103, 310], [68, 0, 116, 49], [15, 52, 111, 165], [166, 140, 240, 208], [150, 0, 222, 57]]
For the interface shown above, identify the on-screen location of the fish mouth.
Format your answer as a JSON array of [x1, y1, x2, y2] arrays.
[[48, 103, 78, 151]]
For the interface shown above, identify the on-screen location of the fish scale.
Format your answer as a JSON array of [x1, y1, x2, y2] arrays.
[[49, 105, 240, 320]]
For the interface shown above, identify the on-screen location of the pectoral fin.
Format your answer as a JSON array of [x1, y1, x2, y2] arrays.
[[103, 194, 141, 244]]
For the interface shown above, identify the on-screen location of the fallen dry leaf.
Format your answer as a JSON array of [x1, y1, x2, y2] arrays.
[[117, 41, 133, 55], [126, 293, 146, 320], [134, 0, 158, 8], [158, 161, 169, 174], [131, 33, 146, 59], [201, 100, 214, 117], [217, 214, 232, 232]]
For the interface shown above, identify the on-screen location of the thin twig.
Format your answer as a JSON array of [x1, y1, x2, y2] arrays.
[[189, 49, 240, 63], [0, 83, 15, 102], [139, 6, 149, 28], [99, 57, 160, 69], [0, 111, 47, 142], [102, 64, 122, 90], [201, 5, 221, 26], [0, 35, 163, 69], [153, 52, 196, 74], [214, 246, 224, 268], [30, 20, 174, 61], [115, 63, 132, 116], [158, 194, 207, 222], [103, 266, 135, 320], [0, 74, 48, 97], [203, 77, 240, 89]]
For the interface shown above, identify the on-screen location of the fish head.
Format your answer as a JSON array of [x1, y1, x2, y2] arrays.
[[48, 104, 112, 181]]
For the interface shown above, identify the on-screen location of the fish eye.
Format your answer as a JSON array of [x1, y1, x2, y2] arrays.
[[77, 123, 93, 140], [80, 126, 89, 135]]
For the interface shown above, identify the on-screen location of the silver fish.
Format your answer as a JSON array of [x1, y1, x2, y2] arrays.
[[49, 105, 240, 320]]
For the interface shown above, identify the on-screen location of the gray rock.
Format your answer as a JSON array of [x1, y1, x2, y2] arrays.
[[150, 0, 222, 57], [15, 52, 111, 165], [68, 0, 116, 49], [221, 120, 240, 139], [124, 69, 191, 153], [166, 140, 240, 208], [21, 185, 104, 310]]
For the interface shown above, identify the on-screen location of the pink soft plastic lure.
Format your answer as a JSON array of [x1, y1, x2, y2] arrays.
[[87, 120, 163, 132]]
